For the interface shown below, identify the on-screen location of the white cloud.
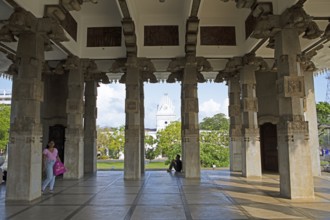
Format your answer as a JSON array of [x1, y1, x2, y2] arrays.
[[199, 98, 229, 119], [96, 84, 125, 127]]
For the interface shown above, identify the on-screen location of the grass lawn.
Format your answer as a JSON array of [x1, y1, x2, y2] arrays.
[[97, 160, 168, 170]]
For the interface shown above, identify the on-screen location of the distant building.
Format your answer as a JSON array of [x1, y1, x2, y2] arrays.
[[0, 90, 11, 105], [156, 93, 177, 131]]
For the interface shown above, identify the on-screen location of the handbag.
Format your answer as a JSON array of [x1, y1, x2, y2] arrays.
[[53, 160, 67, 176]]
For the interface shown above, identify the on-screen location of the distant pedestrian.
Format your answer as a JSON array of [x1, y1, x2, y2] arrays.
[[167, 154, 182, 172], [41, 140, 61, 194]]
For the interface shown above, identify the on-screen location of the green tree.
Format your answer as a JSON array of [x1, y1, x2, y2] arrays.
[[145, 135, 157, 161], [97, 126, 125, 159], [316, 102, 330, 146], [108, 126, 125, 158], [199, 113, 230, 168], [0, 104, 10, 152], [200, 113, 229, 131], [200, 131, 230, 167], [156, 121, 181, 164]]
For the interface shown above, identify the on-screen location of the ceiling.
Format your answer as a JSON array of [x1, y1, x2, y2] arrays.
[[0, 0, 329, 75]]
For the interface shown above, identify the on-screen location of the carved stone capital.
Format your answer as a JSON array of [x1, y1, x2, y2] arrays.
[[302, 21, 323, 40], [0, 7, 68, 44], [196, 57, 212, 72], [63, 55, 80, 70], [167, 58, 186, 73], [83, 60, 109, 84], [111, 58, 127, 73], [252, 4, 321, 40], [297, 52, 318, 72], [242, 53, 268, 71], [138, 58, 157, 83], [215, 70, 238, 83], [167, 71, 183, 83], [280, 5, 312, 30], [0, 25, 16, 42], [251, 15, 280, 39], [8, 8, 38, 35]]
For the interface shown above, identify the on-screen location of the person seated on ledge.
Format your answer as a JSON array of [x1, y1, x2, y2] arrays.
[[167, 154, 182, 172]]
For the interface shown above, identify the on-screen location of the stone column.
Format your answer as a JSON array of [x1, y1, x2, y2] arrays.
[[181, 57, 200, 178], [6, 32, 44, 201], [304, 69, 321, 176], [124, 57, 141, 180], [140, 79, 145, 174], [298, 55, 321, 177], [275, 28, 314, 199], [84, 80, 98, 174], [228, 75, 242, 172], [64, 55, 84, 179], [240, 57, 262, 178]]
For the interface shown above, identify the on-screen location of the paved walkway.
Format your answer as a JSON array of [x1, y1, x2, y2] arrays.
[[0, 170, 330, 220]]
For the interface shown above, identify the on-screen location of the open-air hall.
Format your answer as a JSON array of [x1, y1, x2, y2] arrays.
[[0, 0, 330, 219]]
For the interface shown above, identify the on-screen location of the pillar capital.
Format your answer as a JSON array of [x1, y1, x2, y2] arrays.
[[82, 59, 109, 84], [138, 58, 157, 83], [64, 55, 81, 70], [251, 3, 322, 40], [0, 7, 69, 45]]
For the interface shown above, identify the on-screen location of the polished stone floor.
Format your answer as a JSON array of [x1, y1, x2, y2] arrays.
[[0, 170, 330, 220]]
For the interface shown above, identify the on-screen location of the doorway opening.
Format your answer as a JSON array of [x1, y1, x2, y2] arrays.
[[49, 125, 66, 163], [260, 123, 278, 172]]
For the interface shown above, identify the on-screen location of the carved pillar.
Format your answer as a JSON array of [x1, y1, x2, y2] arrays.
[[275, 28, 314, 199], [64, 55, 84, 179], [6, 32, 44, 201], [228, 75, 242, 172], [140, 78, 145, 174], [84, 79, 98, 174], [240, 55, 262, 178], [301, 61, 321, 177], [124, 57, 141, 180], [181, 56, 200, 178], [1, 8, 68, 201]]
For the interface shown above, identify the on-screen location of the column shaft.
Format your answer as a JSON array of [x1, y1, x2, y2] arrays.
[[304, 71, 321, 176], [228, 75, 242, 172], [124, 57, 141, 180], [240, 65, 262, 178], [84, 80, 98, 174], [181, 62, 200, 178], [140, 79, 145, 174], [64, 59, 84, 179], [275, 28, 314, 199], [6, 32, 44, 201]]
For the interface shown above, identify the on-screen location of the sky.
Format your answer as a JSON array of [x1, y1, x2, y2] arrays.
[[0, 73, 328, 128]]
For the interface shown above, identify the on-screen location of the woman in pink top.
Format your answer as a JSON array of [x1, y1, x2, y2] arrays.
[[41, 140, 61, 194]]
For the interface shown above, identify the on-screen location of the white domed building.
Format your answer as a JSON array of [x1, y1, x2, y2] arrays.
[[156, 94, 177, 132]]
